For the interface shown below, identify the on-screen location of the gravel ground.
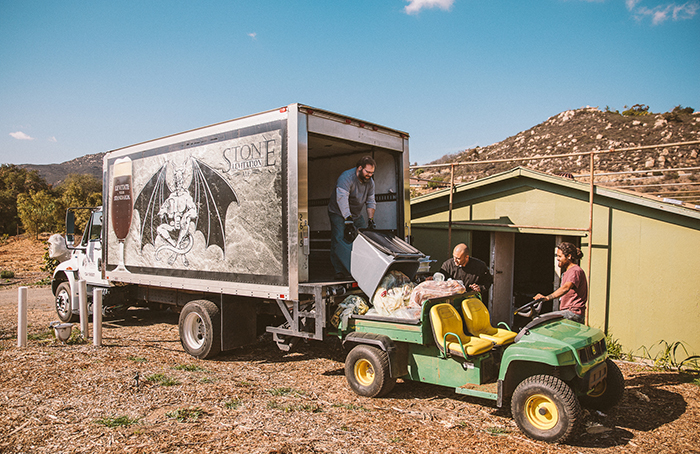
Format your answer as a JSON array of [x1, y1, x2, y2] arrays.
[[1, 285, 699, 454]]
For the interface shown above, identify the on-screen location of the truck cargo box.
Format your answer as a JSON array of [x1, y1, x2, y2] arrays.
[[103, 104, 410, 301]]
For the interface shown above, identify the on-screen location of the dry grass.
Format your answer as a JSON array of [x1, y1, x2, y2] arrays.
[[0, 235, 48, 288], [0, 238, 699, 453]]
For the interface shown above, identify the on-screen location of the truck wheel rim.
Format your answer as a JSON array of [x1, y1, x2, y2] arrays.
[[56, 290, 70, 317], [183, 312, 205, 348], [354, 359, 375, 386], [525, 394, 559, 430]]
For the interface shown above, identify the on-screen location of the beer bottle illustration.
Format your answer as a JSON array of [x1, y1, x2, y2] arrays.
[[112, 157, 133, 272]]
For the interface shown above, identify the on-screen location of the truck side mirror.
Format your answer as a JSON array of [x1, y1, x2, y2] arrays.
[[66, 210, 76, 245]]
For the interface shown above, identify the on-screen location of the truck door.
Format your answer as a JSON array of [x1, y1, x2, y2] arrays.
[[79, 210, 109, 286]]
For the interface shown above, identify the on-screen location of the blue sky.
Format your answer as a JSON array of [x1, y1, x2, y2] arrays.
[[1, 0, 698, 166]]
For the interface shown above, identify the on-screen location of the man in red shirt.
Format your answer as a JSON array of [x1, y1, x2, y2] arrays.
[[535, 242, 587, 324]]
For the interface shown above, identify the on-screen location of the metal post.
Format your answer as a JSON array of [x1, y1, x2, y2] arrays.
[[79, 280, 88, 338], [17, 287, 28, 347], [448, 163, 455, 254], [92, 288, 102, 346], [586, 150, 595, 327]]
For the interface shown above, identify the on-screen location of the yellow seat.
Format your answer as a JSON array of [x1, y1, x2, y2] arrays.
[[461, 297, 517, 346], [429, 303, 493, 357]]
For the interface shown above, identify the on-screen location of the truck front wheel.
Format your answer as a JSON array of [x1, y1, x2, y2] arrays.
[[344, 344, 396, 398], [512, 374, 581, 443], [579, 359, 624, 410], [179, 300, 221, 359], [55, 282, 78, 323]]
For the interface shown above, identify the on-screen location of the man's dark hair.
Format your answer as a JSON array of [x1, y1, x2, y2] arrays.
[[557, 242, 583, 263], [356, 156, 376, 169]]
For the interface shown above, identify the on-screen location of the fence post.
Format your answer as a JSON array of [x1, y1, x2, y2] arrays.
[[17, 287, 28, 347], [79, 280, 88, 338], [92, 288, 102, 346]]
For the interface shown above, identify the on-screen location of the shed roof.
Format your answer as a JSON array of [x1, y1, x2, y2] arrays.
[[411, 166, 700, 222]]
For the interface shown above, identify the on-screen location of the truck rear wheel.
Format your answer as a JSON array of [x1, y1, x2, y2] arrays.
[[512, 374, 581, 443], [179, 300, 221, 359], [579, 359, 624, 410], [55, 282, 78, 323], [345, 344, 396, 398]]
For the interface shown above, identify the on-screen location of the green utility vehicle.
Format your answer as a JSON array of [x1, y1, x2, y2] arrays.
[[337, 292, 624, 443]]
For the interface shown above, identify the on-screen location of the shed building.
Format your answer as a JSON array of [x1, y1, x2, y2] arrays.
[[410, 167, 700, 359]]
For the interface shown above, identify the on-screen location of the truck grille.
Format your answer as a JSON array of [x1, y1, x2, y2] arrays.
[[578, 339, 606, 363]]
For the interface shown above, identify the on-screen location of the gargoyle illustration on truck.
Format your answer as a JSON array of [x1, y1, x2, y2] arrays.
[[134, 158, 238, 266]]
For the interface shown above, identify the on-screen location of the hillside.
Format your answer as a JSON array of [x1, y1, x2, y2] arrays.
[[22, 152, 105, 187], [17, 106, 700, 204], [415, 106, 700, 204]]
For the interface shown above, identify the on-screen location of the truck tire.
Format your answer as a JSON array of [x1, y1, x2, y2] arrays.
[[511, 374, 581, 443], [179, 300, 221, 359], [579, 359, 624, 410], [344, 344, 396, 398], [55, 282, 78, 323]]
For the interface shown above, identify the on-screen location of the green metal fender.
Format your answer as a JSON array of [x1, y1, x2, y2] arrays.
[[499, 317, 607, 382]]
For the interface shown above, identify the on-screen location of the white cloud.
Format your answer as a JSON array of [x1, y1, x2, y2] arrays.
[[628, 1, 699, 24], [404, 0, 454, 15], [48, 136, 57, 143], [9, 131, 34, 141], [248, 32, 257, 40]]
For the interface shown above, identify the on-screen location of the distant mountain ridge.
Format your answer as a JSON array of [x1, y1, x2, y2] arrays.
[[21, 152, 105, 186], [416, 106, 700, 203], [18, 106, 700, 204]]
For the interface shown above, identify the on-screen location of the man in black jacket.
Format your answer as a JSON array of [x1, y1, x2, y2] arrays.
[[439, 243, 493, 294]]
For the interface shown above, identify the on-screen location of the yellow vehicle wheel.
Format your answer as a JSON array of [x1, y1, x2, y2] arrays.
[[344, 344, 395, 398], [354, 358, 376, 387], [512, 374, 581, 443], [524, 393, 559, 430]]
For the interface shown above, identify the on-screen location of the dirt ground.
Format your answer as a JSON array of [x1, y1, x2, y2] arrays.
[[0, 238, 699, 453], [0, 236, 49, 288]]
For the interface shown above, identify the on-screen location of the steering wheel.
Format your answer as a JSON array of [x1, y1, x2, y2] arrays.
[[513, 298, 545, 318]]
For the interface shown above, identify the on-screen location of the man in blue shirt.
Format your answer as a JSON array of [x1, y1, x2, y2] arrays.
[[327, 156, 377, 279]]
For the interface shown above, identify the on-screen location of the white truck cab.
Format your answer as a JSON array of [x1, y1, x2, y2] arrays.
[[52, 207, 112, 322]]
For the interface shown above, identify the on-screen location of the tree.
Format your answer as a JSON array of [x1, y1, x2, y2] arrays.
[[17, 190, 57, 239], [0, 164, 49, 235], [54, 174, 103, 234], [56, 173, 102, 208]]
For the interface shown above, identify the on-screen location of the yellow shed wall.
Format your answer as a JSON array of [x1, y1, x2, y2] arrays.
[[411, 182, 700, 358]]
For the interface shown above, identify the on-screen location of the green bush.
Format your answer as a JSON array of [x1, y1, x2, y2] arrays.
[[1, 270, 14, 279], [606, 334, 624, 360], [622, 104, 651, 116], [672, 105, 694, 115], [41, 247, 60, 275], [639, 340, 696, 371]]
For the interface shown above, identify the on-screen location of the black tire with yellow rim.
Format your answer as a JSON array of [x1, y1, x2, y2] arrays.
[[344, 344, 396, 398], [511, 374, 581, 443]]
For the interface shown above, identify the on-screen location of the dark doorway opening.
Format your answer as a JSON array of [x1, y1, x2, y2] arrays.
[[513, 234, 556, 313]]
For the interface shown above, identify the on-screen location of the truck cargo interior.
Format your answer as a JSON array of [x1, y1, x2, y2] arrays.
[[306, 133, 402, 282]]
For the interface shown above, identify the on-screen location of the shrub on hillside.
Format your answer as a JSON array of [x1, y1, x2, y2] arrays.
[[664, 105, 695, 123], [622, 104, 651, 116], [673, 105, 694, 115]]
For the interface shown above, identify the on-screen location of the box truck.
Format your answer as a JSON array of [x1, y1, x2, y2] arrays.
[[51, 104, 621, 443], [52, 103, 421, 356]]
